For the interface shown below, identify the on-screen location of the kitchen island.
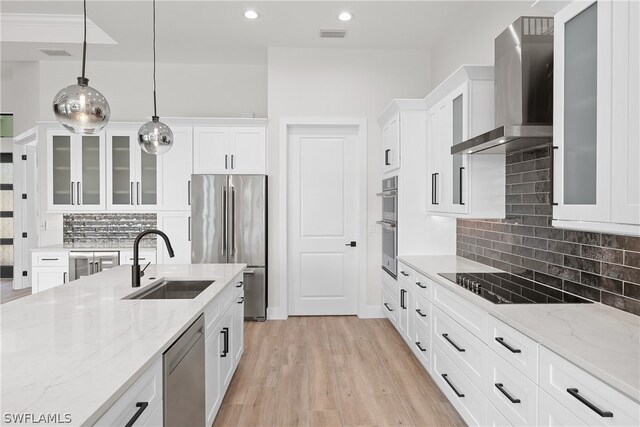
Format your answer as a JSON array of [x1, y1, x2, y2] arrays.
[[0, 263, 245, 426]]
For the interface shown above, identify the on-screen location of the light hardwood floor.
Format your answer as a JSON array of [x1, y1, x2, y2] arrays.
[[213, 316, 465, 427], [0, 280, 31, 305]]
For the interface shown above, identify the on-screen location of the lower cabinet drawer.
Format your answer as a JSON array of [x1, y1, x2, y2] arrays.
[[382, 271, 399, 303], [487, 350, 538, 426], [414, 293, 430, 333], [432, 281, 488, 342], [382, 289, 398, 326], [411, 321, 430, 373], [538, 389, 587, 427], [94, 358, 162, 426], [487, 315, 539, 383], [433, 342, 487, 427], [486, 401, 512, 427], [539, 347, 640, 427], [432, 306, 486, 388], [32, 251, 69, 267]]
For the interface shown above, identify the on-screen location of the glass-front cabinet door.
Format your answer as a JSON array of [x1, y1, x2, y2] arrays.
[[450, 88, 469, 214], [47, 129, 105, 211], [106, 130, 158, 210]]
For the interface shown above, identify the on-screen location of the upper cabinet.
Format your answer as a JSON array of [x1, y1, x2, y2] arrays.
[[157, 127, 193, 211], [193, 126, 266, 175], [381, 114, 400, 175], [426, 66, 505, 218], [553, 0, 640, 235], [47, 129, 106, 212], [106, 128, 159, 211]]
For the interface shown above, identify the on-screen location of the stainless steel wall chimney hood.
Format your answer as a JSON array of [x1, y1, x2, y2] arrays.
[[452, 17, 554, 155]]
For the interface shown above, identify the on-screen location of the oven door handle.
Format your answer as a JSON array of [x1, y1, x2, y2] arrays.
[[376, 220, 396, 230], [376, 190, 397, 197]]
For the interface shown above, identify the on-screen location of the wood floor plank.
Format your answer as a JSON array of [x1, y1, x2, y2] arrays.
[[213, 404, 243, 427], [220, 317, 465, 427], [237, 386, 278, 427], [309, 411, 343, 427]]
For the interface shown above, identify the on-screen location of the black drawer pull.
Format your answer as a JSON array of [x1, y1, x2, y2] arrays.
[[415, 342, 427, 352], [400, 289, 406, 309], [236, 282, 243, 288], [495, 383, 521, 403], [416, 308, 427, 317], [442, 333, 465, 352], [237, 297, 244, 304], [384, 303, 394, 312], [415, 281, 426, 289], [495, 337, 521, 353], [400, 271, 409, 277], [41, 258, 59, 261], [567, 388, 613, 418], [441, 374, 464, 397], [124, 402, 149, 427]]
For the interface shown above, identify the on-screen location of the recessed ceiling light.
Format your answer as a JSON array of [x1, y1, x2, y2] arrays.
[[338, 11, 353, 22], [244, 10, 259, 20]]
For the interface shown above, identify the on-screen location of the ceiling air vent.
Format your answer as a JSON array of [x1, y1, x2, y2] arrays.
[[319, 29, 347, 39], [39, 49, 71, 57]]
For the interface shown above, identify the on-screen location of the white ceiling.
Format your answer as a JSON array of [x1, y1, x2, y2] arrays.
[[0, 1, 549, 65]]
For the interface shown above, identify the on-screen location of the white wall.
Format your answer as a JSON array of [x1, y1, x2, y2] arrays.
[[430, 1, 554, 88], [1, 61, 40, 135], [38, 60, 268, 121], [266, 47, 431, 316]]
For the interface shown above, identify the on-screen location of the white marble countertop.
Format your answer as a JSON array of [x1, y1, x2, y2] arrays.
[[0, 263, 245, 426], [398, 255, 640, 402], [31, 244, 157, 252]]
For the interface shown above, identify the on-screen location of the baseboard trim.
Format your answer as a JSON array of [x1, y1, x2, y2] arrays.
[[267, 307, 287, 320], [361, 305, 384, 319]]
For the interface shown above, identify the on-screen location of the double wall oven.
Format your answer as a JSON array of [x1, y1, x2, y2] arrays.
[[377, 176, 398, 279]]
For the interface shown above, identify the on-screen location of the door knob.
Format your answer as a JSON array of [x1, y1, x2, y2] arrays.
[[345, 241, 357, 247]]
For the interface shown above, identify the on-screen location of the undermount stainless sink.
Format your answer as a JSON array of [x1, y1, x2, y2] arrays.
[[124, 279, 215, 300]]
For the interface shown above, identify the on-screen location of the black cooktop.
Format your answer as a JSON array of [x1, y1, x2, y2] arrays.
[[438, 272, 593, 305]]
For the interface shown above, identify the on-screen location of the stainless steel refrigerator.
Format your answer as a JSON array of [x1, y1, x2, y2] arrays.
[[191, 174, 267, 321]]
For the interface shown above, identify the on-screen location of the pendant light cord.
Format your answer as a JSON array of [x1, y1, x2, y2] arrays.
[[153, 0, 157, 117], [81, 0, 87, 80]]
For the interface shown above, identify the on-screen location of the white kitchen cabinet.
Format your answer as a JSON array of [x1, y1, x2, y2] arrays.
[[119, 249, 157, 265], [232, 291, 245, 366], [31, 251, 69, 294], [538, 389, 587, 427], [205, 320, 223, 427], [193, 126, 266, 175], [158, 127, 193, 211], [553, 0, 640, 235], [157, 211, 191, 264], [381, 113, 400, 175], [47, 129, 106, 212], [106, 128, 158, 211], [426, 67, 505, 218], [397, 282, 411, 344]]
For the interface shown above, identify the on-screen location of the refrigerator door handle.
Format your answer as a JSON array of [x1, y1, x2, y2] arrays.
[[231, 186, 236, 257], [222, 186, 227, 256]]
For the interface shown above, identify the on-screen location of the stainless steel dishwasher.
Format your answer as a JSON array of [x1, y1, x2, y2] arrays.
[[163, 314, 205, 426]]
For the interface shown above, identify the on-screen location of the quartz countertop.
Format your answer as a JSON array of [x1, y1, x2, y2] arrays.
[[31, 243, 157, 252], [398, 255, 640, 402], [0, 263, 245, 426]]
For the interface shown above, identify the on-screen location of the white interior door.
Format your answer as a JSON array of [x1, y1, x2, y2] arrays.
[[288, 125, 360, 315]]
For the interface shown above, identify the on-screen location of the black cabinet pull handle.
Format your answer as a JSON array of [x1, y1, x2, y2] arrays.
[[238, 296, 244, 304], [236, 281, 243, 288], [41, 258, 59, 261], [495, 383, 521, 403], [550, 146, 559, 206], [384, 149, 391, 166], [442, 333, 465, 352], [384, 303, 393, 312], [415, 342, 427, 352], [400, 289, 406, 309], [459, 166, 465, 205], [416, 308, 427, 317], [221, 327, 229, 357], [124, 402, 149, 427], [415, 281, 426, 289], [225, 154, 228, 169], [400, 271, 409, 277], [567, 388, 613, 417], [495, 337, 521, 353], [441, 374, 464, 397]]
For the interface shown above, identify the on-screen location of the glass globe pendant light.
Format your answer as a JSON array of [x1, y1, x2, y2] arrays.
[[138, 0, 173, 155], [52, 0, 110, 134]]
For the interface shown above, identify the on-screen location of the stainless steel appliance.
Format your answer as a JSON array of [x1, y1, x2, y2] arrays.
[[377, 176, 398, 279], [438, 272, 592, 304], [163, 314, 205, 427], [452, 16, 554, 155], [69, 251, 119, 281], [191, 174, 267, 321]]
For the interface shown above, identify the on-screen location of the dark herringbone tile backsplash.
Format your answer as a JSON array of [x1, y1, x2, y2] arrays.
[[457, 147, 640, 316]]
